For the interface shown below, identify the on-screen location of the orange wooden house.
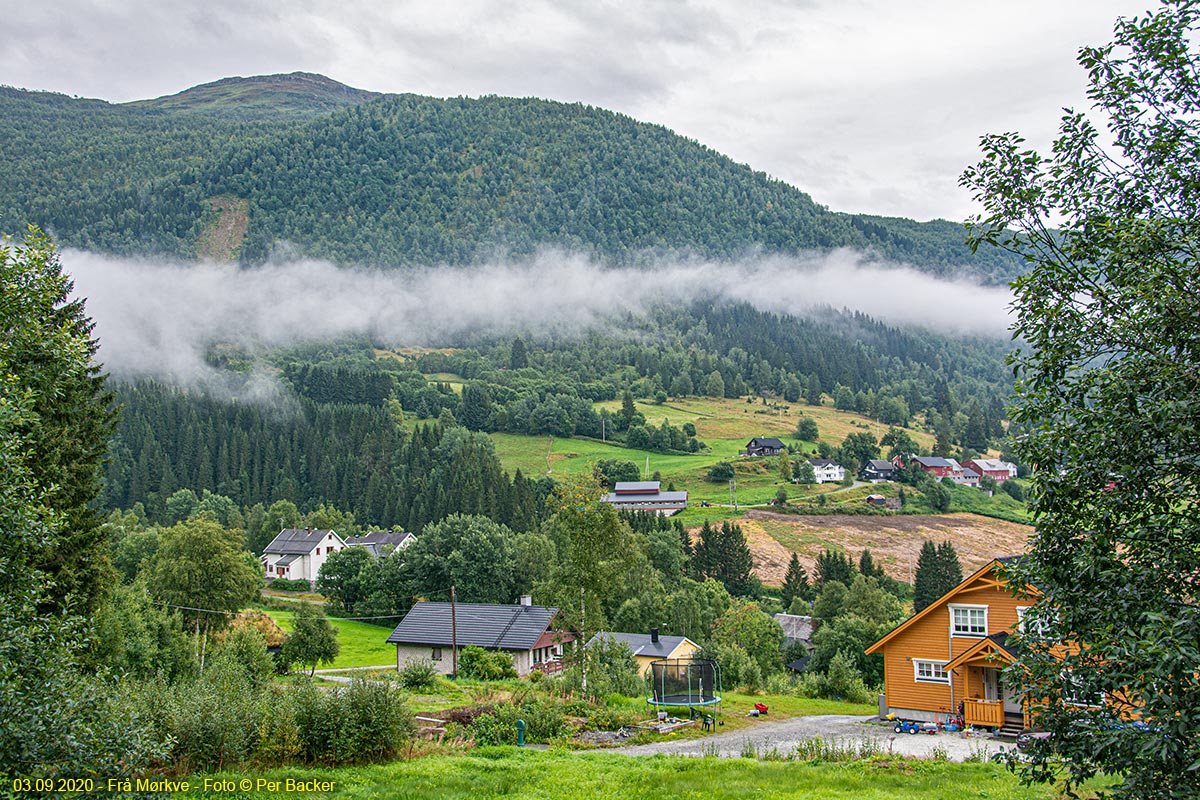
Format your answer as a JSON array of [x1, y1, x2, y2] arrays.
[[865, 556, 1036, 733]]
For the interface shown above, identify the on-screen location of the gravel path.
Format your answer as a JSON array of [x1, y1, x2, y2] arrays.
[[615, 715, 1009, 762]]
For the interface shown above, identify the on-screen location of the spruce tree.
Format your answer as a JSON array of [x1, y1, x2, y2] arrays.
[[780, 553, 810, 608], [814, 548, 855, 586], [858, 548, 883, 579], [912, 540, 941, 613], [936, 540, 963, 589]]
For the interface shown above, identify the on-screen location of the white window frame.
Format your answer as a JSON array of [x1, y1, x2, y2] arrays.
[[913, 659, 950, 684], [949, 603, 988, 637], [1061, 670, 1105, 708]]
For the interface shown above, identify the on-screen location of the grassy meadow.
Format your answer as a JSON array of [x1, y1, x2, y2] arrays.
[[264, 608, 397, 669], [190, 750, 1096, 799]]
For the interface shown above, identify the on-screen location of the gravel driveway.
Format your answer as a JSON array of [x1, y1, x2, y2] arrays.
[[615, 715, 1009, 762]]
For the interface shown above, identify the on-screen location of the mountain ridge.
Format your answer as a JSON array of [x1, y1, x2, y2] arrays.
[[0, 73, 1024, 283]]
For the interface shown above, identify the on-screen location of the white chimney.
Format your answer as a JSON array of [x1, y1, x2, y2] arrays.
[[519, 595, 532, 607]]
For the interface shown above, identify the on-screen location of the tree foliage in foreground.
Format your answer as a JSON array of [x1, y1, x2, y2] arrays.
[[0, 229, 162, 779], [962, 2, 1200, 795]]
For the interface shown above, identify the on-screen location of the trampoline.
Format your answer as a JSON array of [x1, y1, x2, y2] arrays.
[[648, 657, 722, 711]]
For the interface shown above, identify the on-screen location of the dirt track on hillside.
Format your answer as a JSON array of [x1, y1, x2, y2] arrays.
[[724, 512, 1032, 586]]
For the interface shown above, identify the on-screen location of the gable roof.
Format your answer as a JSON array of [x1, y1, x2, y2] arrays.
[[344, 531, 414, 556], [913, 456, 954, 468], [774, 613, 819, 642], [587, 631, 697, 659], [386, 602, 560, 651], [808, 459, 841, 469], [748, 437, 785, 448], [944, 631, 1017, 672], [263, 528, 340, 555], [865, 558, 1036, 655], [863, 459, 896, 471], [613, 481, 661, 493], [970, 459, 1012, 472]]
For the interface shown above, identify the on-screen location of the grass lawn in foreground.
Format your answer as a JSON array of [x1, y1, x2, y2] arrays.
[[190, 749, 1094, 799], [264, 608, 397, 669]]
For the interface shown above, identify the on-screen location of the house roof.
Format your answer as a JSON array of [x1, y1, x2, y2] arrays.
[[273, 553, 299, 567], [808, 459, 841, 469], [263, 528, 340, 555], [601, 490, 689, 504], [864, 557, 1036, 655], [774, 614, 819, 643], [863, 459, 896, 471], [962, 468, 980, 479], [970, 459, 1012, 472], [613, 481, 661, 493], [913, 456, 954, 468], [386, 602, 560, 651], [587, 631, 697, 659], [748, 437, 785, 448], [944, 632, 1017, 671], [344, 531, 414, 556]]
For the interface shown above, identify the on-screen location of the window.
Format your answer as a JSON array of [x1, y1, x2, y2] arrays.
[[1017, 606, 1055, 638], [914, 660, 950, 684], [950, 604, 988, 636], [431, 647, 442, 661]]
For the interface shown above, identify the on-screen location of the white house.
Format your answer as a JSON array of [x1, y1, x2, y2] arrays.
[[807, 458, 845, 484], [261, 528, 346, 585]]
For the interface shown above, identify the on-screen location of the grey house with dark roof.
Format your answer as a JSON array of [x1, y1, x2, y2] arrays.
[[344, 530, 416, 557], [746, 437, 786, 456], [386, 599, 575, 676], [261, 527, 345, 585]]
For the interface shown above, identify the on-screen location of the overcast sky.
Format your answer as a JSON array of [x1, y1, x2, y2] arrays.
[[3, 0, 1147, 221]]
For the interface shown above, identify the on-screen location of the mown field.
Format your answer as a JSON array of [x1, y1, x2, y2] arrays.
[[191, 749, 1101, 799], [264, 608, 397, 669]]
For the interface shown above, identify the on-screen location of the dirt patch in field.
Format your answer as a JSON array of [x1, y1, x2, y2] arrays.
[[733, 511, 1032, 586]]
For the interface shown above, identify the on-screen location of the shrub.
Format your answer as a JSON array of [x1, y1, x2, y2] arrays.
[[458, 646, 518, 681], [397, 658, 439, 690], [706, 462, 735, 482], [1000, 479, 1025, 501], [268, 578, 312, 592], [473, 699, 568, 745]]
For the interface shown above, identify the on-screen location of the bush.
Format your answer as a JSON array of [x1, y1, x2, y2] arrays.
[[1000, 479, 1025, 501], [268, 578, 312, 592], [472, 698, 568, 745], [135, 670, 414, 770], [397, 658, 439, 690], [458, 646, 518, 680], [818, 651, 875, 705], [706, 462, 735, 482]]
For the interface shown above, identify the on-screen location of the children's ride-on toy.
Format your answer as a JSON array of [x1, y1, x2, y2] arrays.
[[893, 719, 922, 735]]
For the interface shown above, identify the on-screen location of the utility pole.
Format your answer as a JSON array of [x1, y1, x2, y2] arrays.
[[580, 585, 587, 695], [450, 585, 458, 679]]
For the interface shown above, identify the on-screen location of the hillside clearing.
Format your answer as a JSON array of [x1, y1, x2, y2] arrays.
[[730, 511, 1032, 586]]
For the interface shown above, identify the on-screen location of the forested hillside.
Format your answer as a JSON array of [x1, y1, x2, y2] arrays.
[[0, 74, 1024, 282], [100, 302, 1012, 531]]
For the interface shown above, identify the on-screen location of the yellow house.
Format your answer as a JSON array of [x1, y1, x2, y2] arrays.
[[865, 557, 1036, 733], [589, 630, 701, 677]]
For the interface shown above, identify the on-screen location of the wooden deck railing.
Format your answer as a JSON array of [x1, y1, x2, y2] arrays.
[[531, 659, 566, 676], [963, 698, 1004, 728]]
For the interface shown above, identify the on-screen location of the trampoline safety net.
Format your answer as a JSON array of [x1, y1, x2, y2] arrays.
[[649, 657, 722, 707]]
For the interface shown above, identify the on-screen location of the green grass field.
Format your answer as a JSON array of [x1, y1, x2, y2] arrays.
[[264, 608, 396, 669], [191, 750, 1095, 799]]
